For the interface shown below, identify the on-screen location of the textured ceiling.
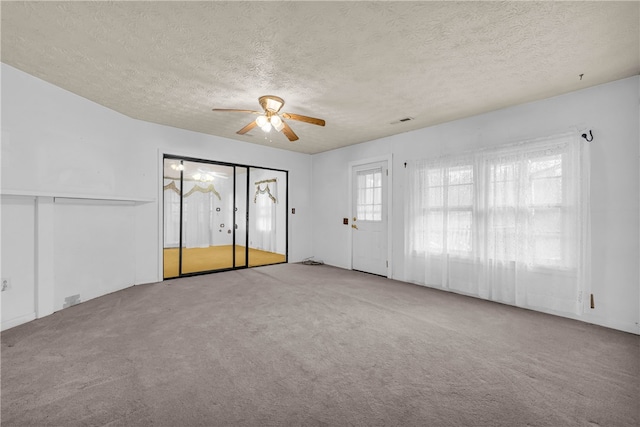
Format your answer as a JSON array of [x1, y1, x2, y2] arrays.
[[1, 1, 638, 154]]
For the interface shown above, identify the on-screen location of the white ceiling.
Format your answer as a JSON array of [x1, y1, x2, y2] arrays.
[[2, 1, 638, 155]]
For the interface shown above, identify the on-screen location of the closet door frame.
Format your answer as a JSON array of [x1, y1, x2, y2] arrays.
[[160, 153, 288, 280]]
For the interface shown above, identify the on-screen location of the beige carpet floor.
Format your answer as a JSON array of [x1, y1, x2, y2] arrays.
[[1, 264, 638, 426]]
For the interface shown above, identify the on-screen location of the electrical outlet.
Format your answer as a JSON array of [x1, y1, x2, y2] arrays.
[[1, 278, 11, 292]]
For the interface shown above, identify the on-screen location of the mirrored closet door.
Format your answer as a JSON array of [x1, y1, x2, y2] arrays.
[[163, 156, 287, 279], [234, 166, 248, 268], [248, 167, 287, 267]]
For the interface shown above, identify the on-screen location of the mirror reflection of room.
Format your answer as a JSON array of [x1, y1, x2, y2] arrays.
[[248, 168, 287, 268], [163, 159, 287, 278], [164, 159, 235, 276]]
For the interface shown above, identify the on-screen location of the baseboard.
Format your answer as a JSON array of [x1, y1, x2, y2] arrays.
[[135, 273, 161, 286], [136, 278, 160, 286], [1, 312, 36, 331], [394, 275, 640, 336], [587, 318, 640, 335]]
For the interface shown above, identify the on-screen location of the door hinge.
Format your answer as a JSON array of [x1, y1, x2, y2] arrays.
[[386, 260, 388, 267], [386, 169, 388, 176]]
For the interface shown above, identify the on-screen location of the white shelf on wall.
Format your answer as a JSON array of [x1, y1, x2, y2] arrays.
[[0, 189, 155, 204]]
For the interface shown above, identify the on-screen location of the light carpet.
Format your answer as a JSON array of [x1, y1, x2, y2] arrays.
[[2, 264, 638, 426]]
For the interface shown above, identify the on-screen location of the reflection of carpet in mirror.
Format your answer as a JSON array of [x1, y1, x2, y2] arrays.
[[163, 245, 286, 278]]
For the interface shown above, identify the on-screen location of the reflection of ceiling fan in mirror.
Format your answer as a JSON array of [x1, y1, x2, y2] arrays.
[[194, 168, 228, 181], [212, 95, 325, 142]]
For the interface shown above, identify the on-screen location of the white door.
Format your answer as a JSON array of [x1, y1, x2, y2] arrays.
[[351, 161, 388, 276]]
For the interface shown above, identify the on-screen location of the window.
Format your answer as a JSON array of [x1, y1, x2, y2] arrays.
[[420, 165, 474, 256], [487, 153, 569, 268], [411, 150, 577, 269], [356, 168, 383, 221], [528, 155, 564, 266], [405, 132, 589, 315]]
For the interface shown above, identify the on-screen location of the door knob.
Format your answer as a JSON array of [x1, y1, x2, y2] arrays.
[[352, 224, 358, 230], [353, 217, 357, 221]]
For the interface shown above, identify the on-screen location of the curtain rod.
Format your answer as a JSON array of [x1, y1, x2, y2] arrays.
[[255, 178, 277, 185]]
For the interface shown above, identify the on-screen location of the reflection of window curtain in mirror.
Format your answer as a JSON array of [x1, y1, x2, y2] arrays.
[[254, 179, 278, 252], [181, 181, 221, 248], [164, 179, 181, 248]]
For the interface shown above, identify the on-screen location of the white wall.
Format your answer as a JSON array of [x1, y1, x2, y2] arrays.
[[1, 64, 313, 329], [312, 76, 640, 334], [0, 196, 36, 329], [53, 199, 137, 311]]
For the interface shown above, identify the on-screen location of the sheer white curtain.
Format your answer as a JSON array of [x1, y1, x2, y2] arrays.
[[182, 182, 216, 248], [405, 132, 590, 315], [163, 179, 181, 248], [164, 179, 221, 249], [253, 180, 278, 252]]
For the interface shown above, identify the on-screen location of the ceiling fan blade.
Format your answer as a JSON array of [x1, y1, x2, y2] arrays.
[[237, 120, 258, 135], [281, 113, 325, 127], [212, 109, 262, 115], [281, 121, 299, 142]]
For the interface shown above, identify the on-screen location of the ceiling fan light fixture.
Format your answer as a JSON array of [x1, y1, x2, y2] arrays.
[[214, 95, 323, 142], [261, 96, 284, 113], [255, 115, 268, 127], [261, 122, 272, 132], [270, 114, 284, 132]]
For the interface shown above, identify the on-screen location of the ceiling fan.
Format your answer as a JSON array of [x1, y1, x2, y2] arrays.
[[212, 95, 325, 142]]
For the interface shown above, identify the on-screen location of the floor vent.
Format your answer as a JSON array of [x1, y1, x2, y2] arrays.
[[63, 294, 81, 308]]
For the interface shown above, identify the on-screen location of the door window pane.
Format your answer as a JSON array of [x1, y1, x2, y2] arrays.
[[356, 168, 383, 221]]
